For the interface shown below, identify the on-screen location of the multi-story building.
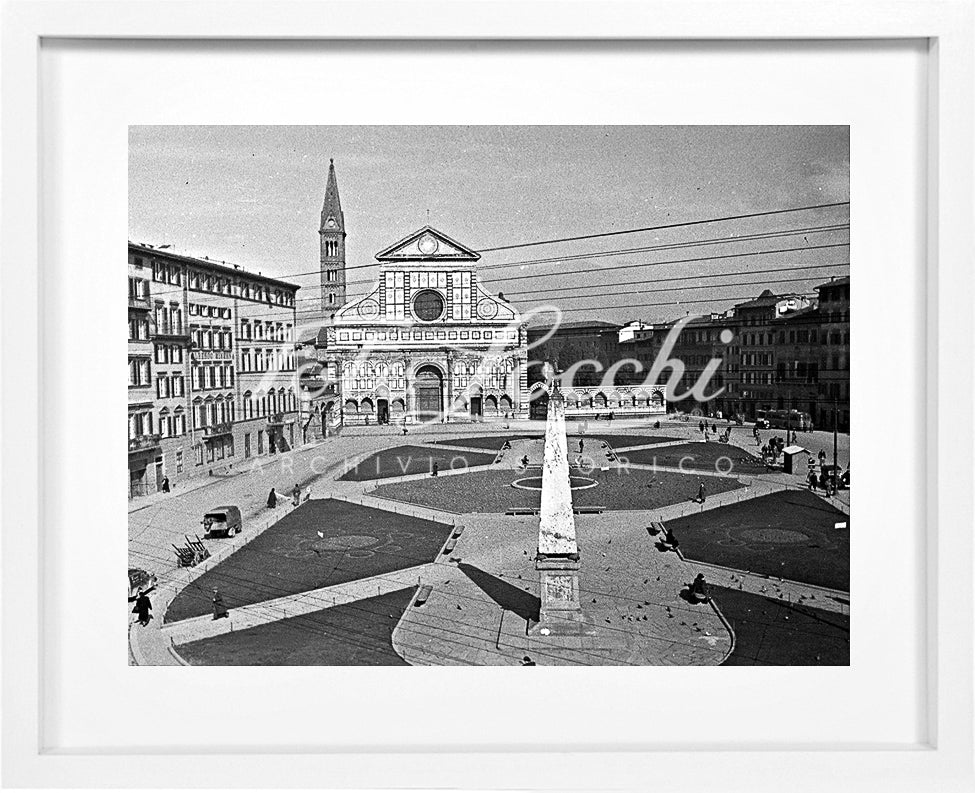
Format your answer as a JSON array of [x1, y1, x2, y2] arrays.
[[813, 275, 850, 431], [127, 243, 301, 498], [726, 290, 811, 419], [768, 305, 822, 420], [616, 286, 846, 428], [128, 256, 161, 497], [527, 320, 666, 420], [616, 313, 738, 417]]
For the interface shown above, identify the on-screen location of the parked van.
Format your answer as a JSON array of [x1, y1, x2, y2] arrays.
[[203, 505, 242, 538]]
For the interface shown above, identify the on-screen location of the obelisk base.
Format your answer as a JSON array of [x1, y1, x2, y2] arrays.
[[531, 554, 596, 636]]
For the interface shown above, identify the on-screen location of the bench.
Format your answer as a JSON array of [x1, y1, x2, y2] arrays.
[[413, 585, 434, 606], [452, 525, 465, 538], [505, 507, 540, 516], [573, 506, 605, 514], [441, 538, 457, 555], [647, 521, 666, 536]]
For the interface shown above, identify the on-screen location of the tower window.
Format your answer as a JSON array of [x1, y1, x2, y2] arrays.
[[328, 293, 335, 305]]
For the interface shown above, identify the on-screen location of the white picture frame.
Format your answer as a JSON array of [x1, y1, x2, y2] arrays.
[[2, 1, 973, 790]]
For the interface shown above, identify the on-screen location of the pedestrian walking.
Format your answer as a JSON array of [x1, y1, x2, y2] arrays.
[[292, 484, 301, 507], [578, 439, 584, 453], [697, 481, 707, 504], [132, 590, 152, 626], [161, 476, 170, 493], [818, 449, 827, 466], [807, 470, 818, 491], [431, 461, 439, 477], [267, 488, 277, 508], [521, 454, 529, 469], [212, 588, 229, 620]]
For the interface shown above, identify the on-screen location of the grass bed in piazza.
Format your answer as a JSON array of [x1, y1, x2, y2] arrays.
[[164, 499, 453, 623]]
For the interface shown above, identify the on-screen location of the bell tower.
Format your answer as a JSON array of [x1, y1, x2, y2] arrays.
[[319, 158, 347, 315]]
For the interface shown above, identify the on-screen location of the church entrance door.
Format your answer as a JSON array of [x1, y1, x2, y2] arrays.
[[377, 399, 389, 424], [530, 390, 549, 420], [470, 397, 482, 419], [414, 366, 444, 420]]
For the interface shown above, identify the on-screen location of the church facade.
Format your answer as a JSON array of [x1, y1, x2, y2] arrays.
[[316, 225, 530, 426]]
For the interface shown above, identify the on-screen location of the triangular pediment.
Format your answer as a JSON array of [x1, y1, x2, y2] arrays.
[[375, 226, 481, 262]]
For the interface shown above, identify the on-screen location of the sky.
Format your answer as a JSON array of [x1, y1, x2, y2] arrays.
[[129, 126, 849, 326]]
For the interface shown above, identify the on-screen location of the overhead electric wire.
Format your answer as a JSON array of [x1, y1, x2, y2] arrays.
[[477, 201, 850, 253], [137, 257, 849, 326], [504, 262, 849, 300], [133, 221, 849, 305], [133, 206, 849, 298]]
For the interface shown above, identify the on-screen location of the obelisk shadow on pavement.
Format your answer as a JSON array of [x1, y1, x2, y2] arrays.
[[458, 562, 540, 623]]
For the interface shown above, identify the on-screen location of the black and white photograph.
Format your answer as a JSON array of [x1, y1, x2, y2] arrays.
[[127, 125, 850, 667]]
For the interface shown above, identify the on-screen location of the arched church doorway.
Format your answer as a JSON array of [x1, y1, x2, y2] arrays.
[[414, 365, 444, 420], [530, 388, 549, 420]]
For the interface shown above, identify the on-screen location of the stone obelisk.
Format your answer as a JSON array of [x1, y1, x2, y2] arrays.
[[533, 377, 587, 634]]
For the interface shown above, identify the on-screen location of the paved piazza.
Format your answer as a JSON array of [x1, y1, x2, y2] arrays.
[[128, 419, 850, 666]]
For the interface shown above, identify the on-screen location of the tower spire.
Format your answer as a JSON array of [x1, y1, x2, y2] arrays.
[[320, 158, 344, 232], [319, 158, 347, 314]]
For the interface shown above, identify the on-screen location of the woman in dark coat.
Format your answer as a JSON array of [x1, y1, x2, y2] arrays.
[[267, 488, 277, 508], [132, 590, 152, 626], [212, 588, 229, 620]]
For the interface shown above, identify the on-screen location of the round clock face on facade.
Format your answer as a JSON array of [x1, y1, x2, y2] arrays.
[[412, 289, 446, 322], [326, 218, 337, 229], [417, 234, 439, 255]]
